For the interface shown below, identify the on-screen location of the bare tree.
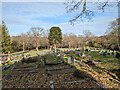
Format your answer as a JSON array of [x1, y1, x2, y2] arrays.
[[42, 29, 49, 49], [18, 33, 28, 51], [106, 18, 120, 50], [83, 30, 94, 48], [29, 27, 44, 51], [64, 0, 119, 24]]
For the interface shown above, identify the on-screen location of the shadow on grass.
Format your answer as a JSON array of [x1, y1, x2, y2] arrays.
[[108, 69, 120, 79]]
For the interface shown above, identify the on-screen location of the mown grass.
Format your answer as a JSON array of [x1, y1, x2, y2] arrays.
[[67, 50, 119, 70]]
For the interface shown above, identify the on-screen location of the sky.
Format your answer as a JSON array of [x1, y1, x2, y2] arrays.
[[2, 1, 118, 36]]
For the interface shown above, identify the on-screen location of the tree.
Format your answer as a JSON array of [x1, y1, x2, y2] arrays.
[[11, 36, 21, 52], [105, 18, 120, 50], [19, 33, 27, 51], [0, 25, 2, 55], [42, 29, 49, 49], [29, 27, 43, 51], [83, 30, 94, 48], [48, 26, 62, 52], [64, 0, 119, 24], [1, 21, 12, 54]]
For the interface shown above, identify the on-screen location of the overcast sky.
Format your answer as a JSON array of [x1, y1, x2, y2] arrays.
[[2, 2, 118, 36]]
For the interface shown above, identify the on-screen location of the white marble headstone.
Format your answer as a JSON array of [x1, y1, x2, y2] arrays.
[[68, 57, 72, 64]]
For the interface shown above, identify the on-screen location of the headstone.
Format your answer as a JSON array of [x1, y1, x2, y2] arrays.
[[116, 52, 120, 58], [22, 53, 24, 57], [22, 57, 25, 63], [85, 49, 88, 52], [112, 52, 114, 55], [72, 56, 75, 65], [43, 58, 46, 66], [110, 53, 113, 58], [107, 53, 110, 55], [38, 55, 41, 58], [13, 61, 17, 67], [68, 57, 72, 64], [103, 52, 106, 57]]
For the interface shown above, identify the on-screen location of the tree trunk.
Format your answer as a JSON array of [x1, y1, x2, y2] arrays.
[[117, 31, 120, 51], [54, 44, 57, 53], [60, 43, 62, 49], [50, 45, 52, 51], [79, 43, 81, 49], [23, 42, 25, 51], [47, 42, 49, 49], [36, 42, 38, 51], [82, 44, 84, 51], [69, 42, 71, 49]]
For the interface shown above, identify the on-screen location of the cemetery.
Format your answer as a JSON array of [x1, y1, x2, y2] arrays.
[[1, 47, 120, 88], [1, 1, 120, 89]]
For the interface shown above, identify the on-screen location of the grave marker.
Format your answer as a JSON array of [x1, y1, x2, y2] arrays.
[[68, 57, 72, 64], [71, 56, 75, 65], [103, 52, 106, 57], [110, 53, 113, 58], [43, 58, 46, 67], [13, 61, 17, 67], [38, 55, 41, 58]]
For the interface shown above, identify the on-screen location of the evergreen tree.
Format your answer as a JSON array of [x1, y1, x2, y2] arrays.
[[0, 25, 2, 55], [1, 21, 11, 54], [48, 26, 62, 52]]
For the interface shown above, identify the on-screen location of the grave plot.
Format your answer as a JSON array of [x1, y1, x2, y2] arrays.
[[2, 55, 47, 88], [43, 54, 103, 88], [3, 57, 41, 80], [49, 70, 103, 89], [8, 64, 39, 75], [43, 54, 76, 75]]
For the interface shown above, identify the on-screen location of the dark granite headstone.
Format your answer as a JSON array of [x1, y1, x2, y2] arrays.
[[107, 53, 110, 55], [43, 58, 46, 66], [116, 52, 120, 58], [38, 55, 41, 58], [22, 57, 25, 63], [103, 52, 106, 57], [72, 56, 75, 65], [13, 61, 17, 67]]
